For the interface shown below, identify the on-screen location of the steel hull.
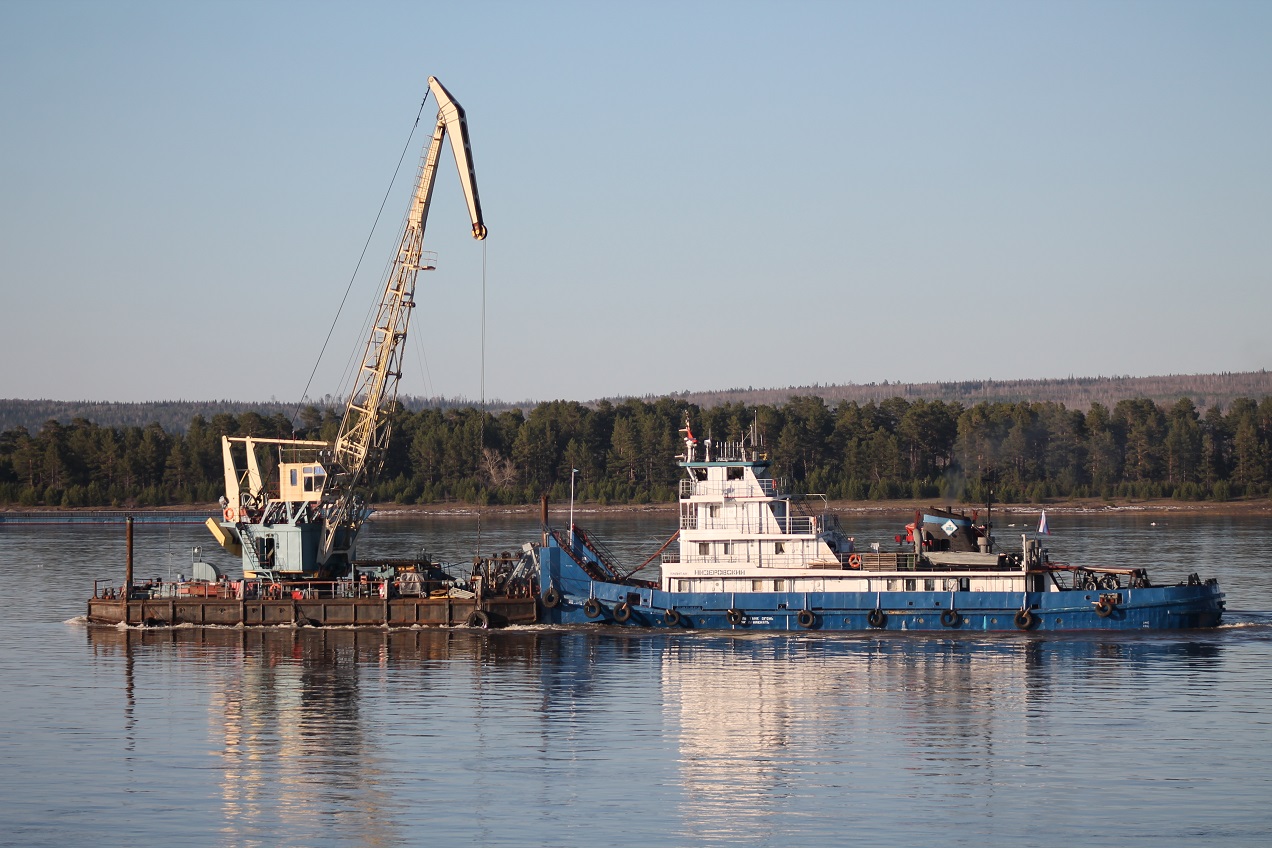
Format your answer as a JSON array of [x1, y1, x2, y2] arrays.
[[538, 549, 1225, 632]]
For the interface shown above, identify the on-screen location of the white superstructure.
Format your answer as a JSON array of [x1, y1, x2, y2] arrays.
[[661, 424, 1045, 596]]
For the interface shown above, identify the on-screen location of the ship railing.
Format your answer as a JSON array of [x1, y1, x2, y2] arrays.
[[677, 554, 752, 565], [118, 578, 445, 601], [680, 479, 778, 499], [676, 515, 819, 534], [546, 526, 623, 582], [777, 516, 817, 534]]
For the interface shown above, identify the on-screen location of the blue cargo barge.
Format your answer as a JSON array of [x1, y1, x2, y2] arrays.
[[534, 424, 1224, 633]]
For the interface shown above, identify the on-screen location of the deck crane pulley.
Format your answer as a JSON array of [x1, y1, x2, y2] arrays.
[[315, 76, 487, 573]]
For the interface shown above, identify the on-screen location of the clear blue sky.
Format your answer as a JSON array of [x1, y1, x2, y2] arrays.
[[2, 1, 1269, 405]]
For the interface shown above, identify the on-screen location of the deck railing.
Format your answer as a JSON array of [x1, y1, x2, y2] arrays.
[[680, 478, 778, 499]]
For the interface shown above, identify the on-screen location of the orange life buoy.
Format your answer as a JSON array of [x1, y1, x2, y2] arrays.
[[848, 553, 863, 568], [223, 507, 235, 521]]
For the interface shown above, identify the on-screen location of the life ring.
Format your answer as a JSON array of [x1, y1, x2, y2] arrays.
[[466, 609, 491, 629], [1095, 599, 1114, 618], [796, 609, 816, 628], [583, 598, 604, 619], [1014, 609, 1037, 630], [223, 507, 235, 522], [613, 602, 633, 623], [664, 608, 682, 627], [867, 608, 887, 628], [268, 583, 283, 600], [848, 553, 863, 569], [726, 608, 745, 626], [941, 609, 961, 628], [542, 586, 562, 608]]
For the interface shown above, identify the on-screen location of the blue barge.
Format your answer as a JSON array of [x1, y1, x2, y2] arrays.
[[534, 425, 1224, 633]]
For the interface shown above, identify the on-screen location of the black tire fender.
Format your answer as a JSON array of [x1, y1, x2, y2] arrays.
[[583, 598, 604, 619]]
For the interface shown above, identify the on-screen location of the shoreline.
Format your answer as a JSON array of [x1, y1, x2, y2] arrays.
[[5, 498, 1270, 520], [364, 496, 1272, 519]]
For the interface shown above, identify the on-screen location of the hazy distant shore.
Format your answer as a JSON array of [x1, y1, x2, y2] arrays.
[[366, 497, 1272, 519], [5, 498, 1269, 519]]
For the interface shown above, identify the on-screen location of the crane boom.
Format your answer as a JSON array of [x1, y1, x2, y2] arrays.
[[317, 77, 487, 569]]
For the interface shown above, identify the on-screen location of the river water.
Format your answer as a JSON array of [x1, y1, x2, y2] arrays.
[[1, 510, 1270, 847]]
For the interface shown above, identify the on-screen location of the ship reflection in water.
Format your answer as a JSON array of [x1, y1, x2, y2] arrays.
[[657, 635, 1225, 844], [84, 627, 1239, 845]]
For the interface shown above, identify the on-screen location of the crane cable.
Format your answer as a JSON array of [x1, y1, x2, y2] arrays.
[[292, 92, 432, 428], [476, 239, 487, 557]]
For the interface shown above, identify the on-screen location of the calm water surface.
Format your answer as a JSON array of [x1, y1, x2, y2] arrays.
[[1, 511, 1270, 847]]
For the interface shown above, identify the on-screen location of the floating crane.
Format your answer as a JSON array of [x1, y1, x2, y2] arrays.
[[208, 76, 486, 580]]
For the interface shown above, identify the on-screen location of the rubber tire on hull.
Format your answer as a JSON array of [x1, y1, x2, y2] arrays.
[[542, 586, 562, 609], [1095, 600, 1114, 618], [796, 609, 816, 628], [1014, 609, 1037, 630], [726, 608, 745, 626], [613, 602, 633, 623], [868, 609, 887, 628], [583, 598, 604, 619], [664, 608, 682, 627], [466, 610, 491, 629], [940, 609, 961, 628]]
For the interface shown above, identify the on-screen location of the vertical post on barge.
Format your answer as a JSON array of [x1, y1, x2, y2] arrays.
[[569, 468, 578, 553], [124, 515, 134, 601], [540, 494, 549, 547]]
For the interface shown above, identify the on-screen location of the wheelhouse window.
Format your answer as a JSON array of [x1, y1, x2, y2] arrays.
[[774, 541, 785, 555], [302, 466, 326, 493], [699, 542, 710, 556]]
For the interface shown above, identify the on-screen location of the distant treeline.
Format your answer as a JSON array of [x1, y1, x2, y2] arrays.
[[661, 370, 1272, 414], [2, 395, 1272, 508], [0, 394, 526, 436], [4, 371, 1270, 435]]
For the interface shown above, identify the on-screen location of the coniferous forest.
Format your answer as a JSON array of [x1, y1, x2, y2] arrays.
[[2, 395, 1271, 509]]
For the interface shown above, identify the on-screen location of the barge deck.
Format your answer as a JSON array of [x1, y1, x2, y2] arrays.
[[86, 595, 536, 628]]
